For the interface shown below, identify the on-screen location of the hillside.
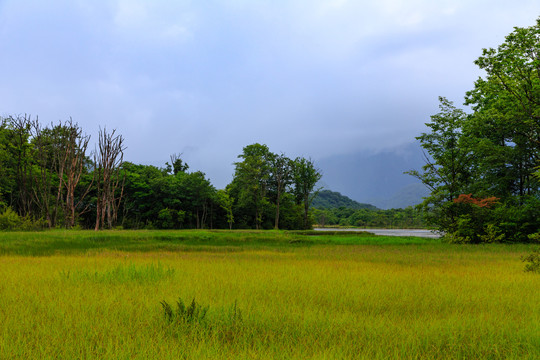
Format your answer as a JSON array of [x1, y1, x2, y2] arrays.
[[312, 190, 378, 210], [368, 183, 430, 209], [317, 142, 427, 209]]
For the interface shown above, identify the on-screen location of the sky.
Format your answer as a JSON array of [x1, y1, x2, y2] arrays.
[[1, 0, 539, 189]]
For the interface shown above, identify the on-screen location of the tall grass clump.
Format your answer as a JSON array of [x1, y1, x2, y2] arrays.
[[161, 297, 209, 326], [160, 297, 245, 345]]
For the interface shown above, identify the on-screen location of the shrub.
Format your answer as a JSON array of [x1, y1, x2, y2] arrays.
[[0, 207, 46, 231], [0, 207, 22, 230], [479, 224, 505, 243], [522, 249, 540, 273], [528, 232, 540, 243]]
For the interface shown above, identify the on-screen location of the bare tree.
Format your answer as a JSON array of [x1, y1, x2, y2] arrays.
[[32, 118, 93, 228], [94, 128, 125, 230], [60, 119, 92, 228]]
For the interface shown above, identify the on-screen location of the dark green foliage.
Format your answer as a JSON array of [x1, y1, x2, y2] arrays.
[[0, 207, 47, 231], [410, 18, 540, 243], [118, 162, 217, 230], [312, 206, 425, 229], [0, 113, 321, 231], [228, 144, 321, 230], [292, 157, 322, 229], [311, 190, 377, 210], [407, 97, 471, 235]]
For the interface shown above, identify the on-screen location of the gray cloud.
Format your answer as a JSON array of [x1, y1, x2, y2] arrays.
[[1, 0, 539, 188]]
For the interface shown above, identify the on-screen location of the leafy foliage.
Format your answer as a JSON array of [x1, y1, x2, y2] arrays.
[[410, 18, 540, 243], [311, 206, 425, 229], [0, 115, 321, 230]]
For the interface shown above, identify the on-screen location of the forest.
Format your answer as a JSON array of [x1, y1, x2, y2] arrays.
[[0, 123, 323, 231]]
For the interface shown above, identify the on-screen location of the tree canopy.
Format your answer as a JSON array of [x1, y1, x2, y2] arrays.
[[411, 18, 540, 243]]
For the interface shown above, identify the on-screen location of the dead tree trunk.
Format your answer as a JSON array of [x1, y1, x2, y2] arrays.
[[32, 118, 93, 228], [61, 119, 92, 228], [94, 128, 125, 231]]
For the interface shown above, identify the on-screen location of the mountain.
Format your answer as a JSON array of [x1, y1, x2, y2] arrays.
[[312, 190, 377, 210], [370, 183, 429, 209], [316, 142, 428, 209]]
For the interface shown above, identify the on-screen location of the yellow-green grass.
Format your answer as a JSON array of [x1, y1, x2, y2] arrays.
[[0, 231, 539, 359]]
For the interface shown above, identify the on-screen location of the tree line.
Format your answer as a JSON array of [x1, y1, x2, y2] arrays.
[[409, 18, 540, 243], [312, 206, 425, 229], [0, 119, 321, 231]]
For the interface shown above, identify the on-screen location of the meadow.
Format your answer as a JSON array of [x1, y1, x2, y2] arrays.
[[0, 230, 539, 359]]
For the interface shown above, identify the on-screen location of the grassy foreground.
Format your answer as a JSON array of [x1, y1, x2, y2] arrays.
[[0, 230, 538, 359]]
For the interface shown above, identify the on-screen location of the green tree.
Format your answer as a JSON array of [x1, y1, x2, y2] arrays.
[[268, 153, 293, 229], [410, 18, 540, 242], [292, 157, 322, 229], [232, 144, 272, 229], [407, 97, 472, 234], [216, 189, 234, 229], [464, 18, 540, 200], [6, 115, 34, 218], [167, 153, 189, 175], [0, 118, 12, 209], [177, 171, 215, 229]]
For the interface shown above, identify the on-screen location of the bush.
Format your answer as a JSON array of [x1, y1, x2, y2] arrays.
[[0, 207, 47, 231], [522, 249, 540, 273], [479, 224, 505, 243], [528, 232, 540, 243], [0, 207, 22, 230]]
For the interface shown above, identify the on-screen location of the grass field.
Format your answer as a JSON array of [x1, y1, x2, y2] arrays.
[[0, 230, 539, 359]]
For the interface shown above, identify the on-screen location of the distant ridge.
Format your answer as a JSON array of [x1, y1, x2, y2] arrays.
[[316, 142, 428, 209], [312, 190, 378, 210], [368, 183, 429, 209]]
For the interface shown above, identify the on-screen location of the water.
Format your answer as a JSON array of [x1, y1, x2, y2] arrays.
[[314, 228, 440, 238]]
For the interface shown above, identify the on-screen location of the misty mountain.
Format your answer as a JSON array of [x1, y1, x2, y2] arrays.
[[370, 183, 430, 209], [316, 142, 429, 209], [311, 190, 378, 210]]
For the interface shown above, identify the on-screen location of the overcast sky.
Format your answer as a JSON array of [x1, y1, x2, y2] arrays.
[[1, 1, 539, 188]]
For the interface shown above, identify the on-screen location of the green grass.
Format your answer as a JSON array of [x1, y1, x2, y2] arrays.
[[0, 230, 538, 359], [0, 229, 437, 256]]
